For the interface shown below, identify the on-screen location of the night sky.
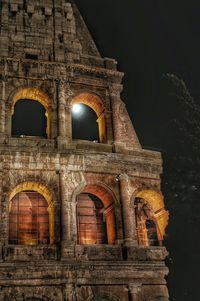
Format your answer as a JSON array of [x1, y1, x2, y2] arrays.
[[74, 0, 200, 147], [73, 1, 200, 300], [11, 1, 200, 300]]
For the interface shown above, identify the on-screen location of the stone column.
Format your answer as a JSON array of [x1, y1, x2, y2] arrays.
[[57, 80, 74, 148], [105, 110, 114, 144], [64, 284, 75, 301], [109, 84, 124, 148], [119, 174, 137, 246], [65, 103, 72, 142], [60, 171, 74, 258], [0, 79, 6, 136], [58, 81, 66, 138], [114, 203, 124, 244], [128, 284, 142, 301]]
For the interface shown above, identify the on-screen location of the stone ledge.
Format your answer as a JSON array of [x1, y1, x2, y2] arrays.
[[75, 245, 123, 261], [126, 246, 168, 261], [73, 140, 113, 153], [3, 245, 58, 261], [0, 137, 55, 149]]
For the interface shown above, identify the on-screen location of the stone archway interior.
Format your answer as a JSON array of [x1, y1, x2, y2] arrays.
[[77, 193, 108, 245], [9, 191, 50, 245]]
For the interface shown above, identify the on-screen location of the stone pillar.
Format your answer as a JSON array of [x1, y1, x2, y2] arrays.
[[60, 171, 74, 258], [128, 284, 142, 301], [58, 81, 66, 138], [119, 174, 137, 246], [0, 79, 6, 136], [105, 110, 114, 144], [65, 103, 72, 142], [114, 203, 124, 244], [110, 84, 125, 149], [64, 284, 75, 301], [57, 80, 73, 148]]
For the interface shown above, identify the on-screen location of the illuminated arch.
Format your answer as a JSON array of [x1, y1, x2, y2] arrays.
[[11, 88, 51, 138], [77, 184, 116, 244], [135, 190, 169, 242], [9, 182, 54, 244], [71, 92, 106, 143]]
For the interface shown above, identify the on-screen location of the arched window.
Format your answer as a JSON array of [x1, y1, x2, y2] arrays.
[[134, 190, 169, 247], [77, 193, 108, 245], [12, 99, 47, 138], [9, 191, 50, 245], [72, 104, 99, 142], [11, 88, 51, 138], [71, 92, 107, 143]]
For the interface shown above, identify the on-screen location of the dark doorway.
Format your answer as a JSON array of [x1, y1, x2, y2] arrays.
[[12, 99, 47, 138], [72, 104, 99, 142]]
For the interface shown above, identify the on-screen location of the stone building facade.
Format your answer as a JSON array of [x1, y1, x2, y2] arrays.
[[0, 1, 169, 300]]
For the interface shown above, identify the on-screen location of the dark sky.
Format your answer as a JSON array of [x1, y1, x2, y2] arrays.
[[10, 1, 200, 300], [73, 1, 200, 300], [74, 0, 200, 148]]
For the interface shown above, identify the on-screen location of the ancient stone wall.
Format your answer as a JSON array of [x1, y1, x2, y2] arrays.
[[0, 0, 169, 300]]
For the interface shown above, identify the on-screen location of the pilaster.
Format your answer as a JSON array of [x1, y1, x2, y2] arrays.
[[128, 284, 142, 301], [59, 171, 75, 259], [119, 174, 138, 246]]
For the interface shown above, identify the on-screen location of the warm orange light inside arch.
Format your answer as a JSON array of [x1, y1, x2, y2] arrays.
[[9, 182, 54, 244], [71, 92, 106, 143], [79, 184, 116, 244], [136, 190, 169, 239], [12, 88, 51, 138]]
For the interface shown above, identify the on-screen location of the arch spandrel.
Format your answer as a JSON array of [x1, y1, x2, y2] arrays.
[[12, 88, 51, 112], [9, 181, 54, 244]]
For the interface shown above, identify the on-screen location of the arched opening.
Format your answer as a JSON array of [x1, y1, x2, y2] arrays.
[[71, 92, 107, 143], [12, 100, 47, 138], [9, 191, 49, 245], [134, 190, 169, 247], [77, 193, 107, 244], [76, 185, 116, 245], [11, 88, 51, 138], [72, 104, 99, 141], [9, 182, 54, 245]]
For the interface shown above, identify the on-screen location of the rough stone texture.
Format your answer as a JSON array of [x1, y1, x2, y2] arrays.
[[0, 1, 169, 300]]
